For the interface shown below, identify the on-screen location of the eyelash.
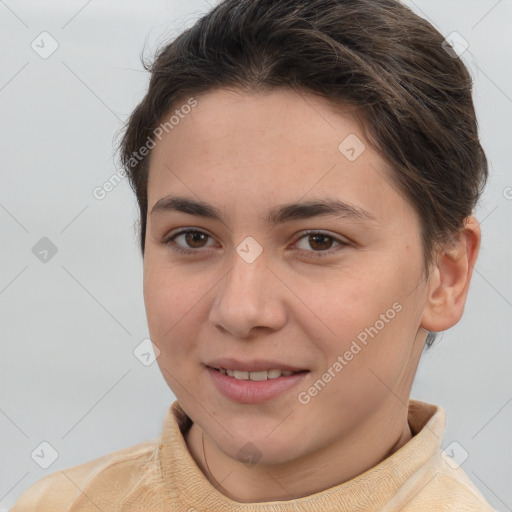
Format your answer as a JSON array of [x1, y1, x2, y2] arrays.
[[161, 229, 348, 258]]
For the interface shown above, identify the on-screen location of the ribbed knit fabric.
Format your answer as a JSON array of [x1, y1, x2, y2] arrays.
[[12, 400, 496, 511]]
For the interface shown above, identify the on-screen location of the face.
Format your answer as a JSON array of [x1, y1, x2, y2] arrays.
[[143, 88, 432, 466]]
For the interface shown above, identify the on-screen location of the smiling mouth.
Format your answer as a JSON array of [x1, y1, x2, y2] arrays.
[[208, 367, 308, 381]]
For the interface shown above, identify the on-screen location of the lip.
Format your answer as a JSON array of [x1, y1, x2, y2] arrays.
[[206, 357, 307, 373], [207, 366, 309, 404]]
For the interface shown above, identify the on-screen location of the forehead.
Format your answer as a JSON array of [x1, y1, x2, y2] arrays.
[[146, 88, 412, 226], [153, 88, 365, 159]]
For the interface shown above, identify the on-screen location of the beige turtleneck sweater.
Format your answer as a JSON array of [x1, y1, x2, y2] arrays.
[[11, 400, 496, 511]]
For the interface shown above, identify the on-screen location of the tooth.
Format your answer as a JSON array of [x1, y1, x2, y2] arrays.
[[219, 368, 227, 375], [249, 371, 268, 381], [234, 370, 249, 380], [226, 369, 234, 377], [281, 370, 294, 377], [267, 369, 282, 379]]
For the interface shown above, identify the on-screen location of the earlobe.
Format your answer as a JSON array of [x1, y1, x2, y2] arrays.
[[421, 216, 481, 333]]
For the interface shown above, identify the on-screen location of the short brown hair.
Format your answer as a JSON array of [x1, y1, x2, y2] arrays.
[[118, 0, 488, 345]]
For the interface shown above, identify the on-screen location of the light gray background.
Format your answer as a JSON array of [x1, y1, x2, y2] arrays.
[[1, 0, 511, 510]]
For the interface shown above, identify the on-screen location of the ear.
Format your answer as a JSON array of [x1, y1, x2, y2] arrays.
[[421, 216, 481, 332]]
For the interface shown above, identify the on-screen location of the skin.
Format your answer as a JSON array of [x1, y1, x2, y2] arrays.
[[143, 87, 481, 503]]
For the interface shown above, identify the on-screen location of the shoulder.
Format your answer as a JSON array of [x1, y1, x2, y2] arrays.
[[401, 450, 497, 511], [400, 401, 496, 511], [11, 438, 164, 512]]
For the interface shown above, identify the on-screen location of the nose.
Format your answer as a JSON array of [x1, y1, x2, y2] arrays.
[[208, 246, 288, 339]]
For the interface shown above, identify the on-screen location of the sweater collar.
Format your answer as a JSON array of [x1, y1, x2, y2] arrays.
[[161, 399, 444, 511]]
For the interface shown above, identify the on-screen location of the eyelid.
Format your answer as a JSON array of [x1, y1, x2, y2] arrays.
[[162, 228, 349, 256]]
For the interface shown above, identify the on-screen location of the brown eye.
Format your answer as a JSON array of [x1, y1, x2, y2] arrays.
[[183, 231, 209, 248], [164, 229, 216, 253], [293, 231, 348, 257], [308, 234, 335, 251]]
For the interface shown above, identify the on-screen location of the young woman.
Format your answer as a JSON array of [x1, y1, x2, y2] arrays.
[[13, 0, 496, 510]]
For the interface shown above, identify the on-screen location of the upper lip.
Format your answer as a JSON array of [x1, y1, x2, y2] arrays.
[[206, 358, 308, 373]]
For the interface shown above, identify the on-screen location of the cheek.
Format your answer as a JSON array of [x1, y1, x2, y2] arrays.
[[143, 257, 203, 353], [305, 304, 420, 424], [301, 259, 422, 373], [297, 263, 400, 336]]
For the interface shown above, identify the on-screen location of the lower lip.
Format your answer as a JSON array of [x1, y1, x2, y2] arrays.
[[207, 367, 309, 404]]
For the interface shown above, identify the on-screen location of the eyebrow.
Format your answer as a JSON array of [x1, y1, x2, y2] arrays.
[[149, 195, 376, 226]]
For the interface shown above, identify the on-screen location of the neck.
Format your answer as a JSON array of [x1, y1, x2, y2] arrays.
[[184, 406, 413, 503]]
